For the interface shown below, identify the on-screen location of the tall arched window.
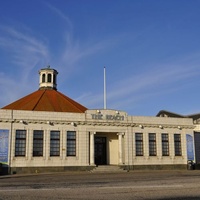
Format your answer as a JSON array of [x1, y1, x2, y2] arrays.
[[42, 74, 45, 83], [48, 74, 51, 83]]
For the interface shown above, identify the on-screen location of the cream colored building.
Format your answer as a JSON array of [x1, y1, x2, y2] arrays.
[[0, 67, 196, 174]]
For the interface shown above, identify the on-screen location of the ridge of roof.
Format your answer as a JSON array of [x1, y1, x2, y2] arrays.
[[186, 113, 200, 120], [156, 110, 186, 118], [32, 89, 46, 110], [156, 109, 200, 120]]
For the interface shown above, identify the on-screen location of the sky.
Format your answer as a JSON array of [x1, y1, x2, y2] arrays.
[[0, 0, 200, 116]]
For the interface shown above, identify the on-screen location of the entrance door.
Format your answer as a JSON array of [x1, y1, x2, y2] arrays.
[[95, 136, 107, 165]]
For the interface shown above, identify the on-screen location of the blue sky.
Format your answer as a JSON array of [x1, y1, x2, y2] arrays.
[[0, 0, 200, 116]]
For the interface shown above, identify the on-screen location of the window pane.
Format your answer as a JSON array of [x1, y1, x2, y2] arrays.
[[15, 130, 26, 156], [135, 133, 143, 156], [33, 130, 43, 157], [50, 131, 60, 156], [67, 131, 76, 156]]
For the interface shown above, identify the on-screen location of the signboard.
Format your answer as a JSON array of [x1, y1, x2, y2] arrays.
[[0, 129, 9, 164], [91, 114, 125, 121], [186, 134, 194, 161]]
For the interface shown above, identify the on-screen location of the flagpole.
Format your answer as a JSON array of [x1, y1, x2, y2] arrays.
[[104, 66, 107, 109]]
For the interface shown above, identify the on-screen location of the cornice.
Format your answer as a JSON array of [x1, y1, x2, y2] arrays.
[[0, 118, 195, 129]]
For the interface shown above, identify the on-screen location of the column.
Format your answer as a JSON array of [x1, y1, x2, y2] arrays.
[[60, 130, 64, 160], [117, 132, 124, 165], [90, 132, 96, 165], [26, 129, 30, 160], [43, 129, 46, 160], [46, 129, 50, 159], [28, 129, 33, 160]]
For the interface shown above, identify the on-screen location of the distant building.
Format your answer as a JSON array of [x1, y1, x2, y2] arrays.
[[0, 67, 195, 174], [157, 110, 200, 166]]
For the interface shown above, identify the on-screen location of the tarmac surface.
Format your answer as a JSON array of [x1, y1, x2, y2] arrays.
[[0, 170, 200, 200]]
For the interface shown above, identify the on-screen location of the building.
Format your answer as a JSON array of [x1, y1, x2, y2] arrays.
[[157, 110, 200, 166], [0, 67, 195, 174]]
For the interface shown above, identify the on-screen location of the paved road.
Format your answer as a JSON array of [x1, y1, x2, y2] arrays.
[[0, 170, 200, 199]]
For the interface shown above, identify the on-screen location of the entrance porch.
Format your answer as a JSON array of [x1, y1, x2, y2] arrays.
[[89, 132, 124, 166]]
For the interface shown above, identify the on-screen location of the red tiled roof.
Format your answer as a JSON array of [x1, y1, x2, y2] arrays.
[[1, 89, 87, 113]]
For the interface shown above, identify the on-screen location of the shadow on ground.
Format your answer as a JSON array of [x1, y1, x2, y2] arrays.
[[159, 197, 200, 200]]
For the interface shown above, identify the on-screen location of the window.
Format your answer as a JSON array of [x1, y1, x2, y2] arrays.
[[42, 74, 45, 82], [53, 74, 56, 84], [135, 133, 143, 156], [149, 133, 156, 156], [174, 134, 182, 156], [33, 130, 43, 156], [47, 74, 51, 82], [67, 131, 76, 156], [162, 133, 169, 156], [15, 130, 26, 156], [50, 131, 60, 156]]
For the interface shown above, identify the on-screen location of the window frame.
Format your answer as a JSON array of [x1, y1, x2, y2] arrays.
[[50, 131, 60, 156], [33, 130, 44, 157], [66, 131, 76, 157], [174, 134, 182, 156], [135, 133, 143, 156], [15, 130, 26, 157], [162, 133, 169, 156], [149, 133, 157, 156]]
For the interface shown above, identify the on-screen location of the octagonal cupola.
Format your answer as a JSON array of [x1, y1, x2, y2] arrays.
[[39, 66, 58, 90]]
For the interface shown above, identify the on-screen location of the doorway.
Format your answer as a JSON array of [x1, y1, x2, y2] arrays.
[[95, 136, 107, 165]]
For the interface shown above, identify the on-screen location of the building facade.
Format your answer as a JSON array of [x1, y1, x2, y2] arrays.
[[0, 67, 196, 174]]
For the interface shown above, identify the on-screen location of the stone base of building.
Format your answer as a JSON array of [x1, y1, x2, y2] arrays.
[[0, 164, 9, 175], [9, 166, 96, 175], [194, 163, 200, 170], [123, 164, 188, 170], [1, 164, 192, 175]]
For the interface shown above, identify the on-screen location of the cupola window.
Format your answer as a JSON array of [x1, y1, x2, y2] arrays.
[[47, 74, 52, 83], [42, 74, 45, 83], [53, 74, 56, 84]]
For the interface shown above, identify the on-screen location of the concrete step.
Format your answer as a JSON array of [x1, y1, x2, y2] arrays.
[[92, 165, 127, 173]]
